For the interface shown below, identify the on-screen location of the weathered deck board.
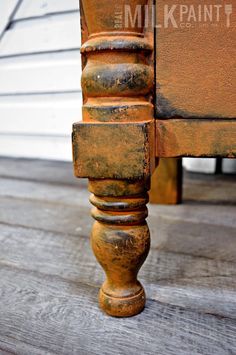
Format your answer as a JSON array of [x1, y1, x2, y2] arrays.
[[0, 157, 235, 354], [0, 157, 78, 185], [0, 191, 236, 264], [0, 265, 236, 355], [1, 222, 236, 319]]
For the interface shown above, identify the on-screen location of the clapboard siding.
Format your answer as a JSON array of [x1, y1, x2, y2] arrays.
[[0, 0, 81, 160], [0, 0, 234, 170], [0, 0, 21, 38], [0, 12, 81, 57], [0, 135, 72, 161], [0, 93, 82, 135], [14, 0, 79, 20], [0, 52, 81, 94]]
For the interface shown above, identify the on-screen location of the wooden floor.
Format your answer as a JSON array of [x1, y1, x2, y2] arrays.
[[0, 157, 236, 355]]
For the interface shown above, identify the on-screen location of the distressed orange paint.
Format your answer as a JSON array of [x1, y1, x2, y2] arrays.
[[73, 0, 156, 317], [73, 0, 236, 319], [73, 121, 155, 179], [150, 159, 182, 204], [156, 119, 236, 157], [156, 0, 236, 118], [89, 179, 150, 317]]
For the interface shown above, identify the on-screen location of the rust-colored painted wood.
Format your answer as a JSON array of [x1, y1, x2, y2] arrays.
[[73, 0, 155, 317], [156, 0, 236, 118], [156, 119, 236, 158], [73, 121, 155, 179], [150, 159, 182, 204]]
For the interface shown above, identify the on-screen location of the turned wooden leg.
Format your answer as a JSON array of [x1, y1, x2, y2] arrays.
[[89, 179, 150, 317], [73, 0, 156, 316]]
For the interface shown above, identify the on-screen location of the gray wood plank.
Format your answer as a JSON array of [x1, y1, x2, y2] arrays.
[[0, 177, 89, 206], [0, 175, 236, 263], [1, 222, 236, 319], [183, 171, 236, 204], [0, 196, 91, 236], [0, 157, 78, 185], [0, 264, 236, 355], [0, 338, 53, 355]]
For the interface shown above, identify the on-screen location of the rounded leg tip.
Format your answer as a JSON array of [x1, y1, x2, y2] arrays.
[[99, 287, 146, 317]]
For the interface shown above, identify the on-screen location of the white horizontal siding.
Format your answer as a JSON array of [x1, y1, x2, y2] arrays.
[[0, 0, 235, 172], [0, 135, 72, 161], [0, 93, 82, 135], [0, 0, 82, 161], [0, 51, 81, 94], [0, 12, 81, 57], [14, 0, 79, 20], [183, 158, 217, 174], [0, 0, 20, 37]]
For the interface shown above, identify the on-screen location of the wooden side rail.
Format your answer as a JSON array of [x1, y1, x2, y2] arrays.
[[156, 119, 236, 158]]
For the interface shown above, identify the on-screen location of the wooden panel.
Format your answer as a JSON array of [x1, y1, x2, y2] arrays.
[[0, 12, 81, 57], [0, 93, 82, 135], [156, 119, 236, 157], [14, 0, 79, 20], [0, 0, 20, 37], [0, 52, 81, 94], [156, 0, 236, 118]]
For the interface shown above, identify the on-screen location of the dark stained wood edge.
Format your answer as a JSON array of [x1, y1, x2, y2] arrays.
[[150, 158, 182, 204], [156, 119, 236, 158]]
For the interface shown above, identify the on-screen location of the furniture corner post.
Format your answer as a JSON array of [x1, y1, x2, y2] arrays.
[[74, 0, 155, 317]]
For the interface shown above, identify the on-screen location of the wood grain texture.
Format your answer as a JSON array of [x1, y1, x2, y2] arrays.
[[156, 0, 236, 118], [1, 265, 236, 355], [150, 158, 182, 204], [1, 221, 236, 320], [156, 119, 236, 157], [77, 0, 156, 317], [0, 158, 79, 185], [0, 158, 236, 353]]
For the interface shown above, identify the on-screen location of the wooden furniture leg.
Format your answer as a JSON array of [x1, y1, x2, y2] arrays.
[[150, 158, 182, 204], [72, 0, 156, 316], [89, 179, 150, 316]]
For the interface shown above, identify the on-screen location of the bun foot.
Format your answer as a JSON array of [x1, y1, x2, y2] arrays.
[[99, 286, 146, 317]]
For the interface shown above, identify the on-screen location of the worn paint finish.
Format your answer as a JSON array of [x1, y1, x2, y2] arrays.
[[73, 121, 155, 179], [156, 0, 236, 118], [156, 119, 236, 158], [72, 0, 155, 316], [90, 179, 150, 317], [150, 159, 182, 204]]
